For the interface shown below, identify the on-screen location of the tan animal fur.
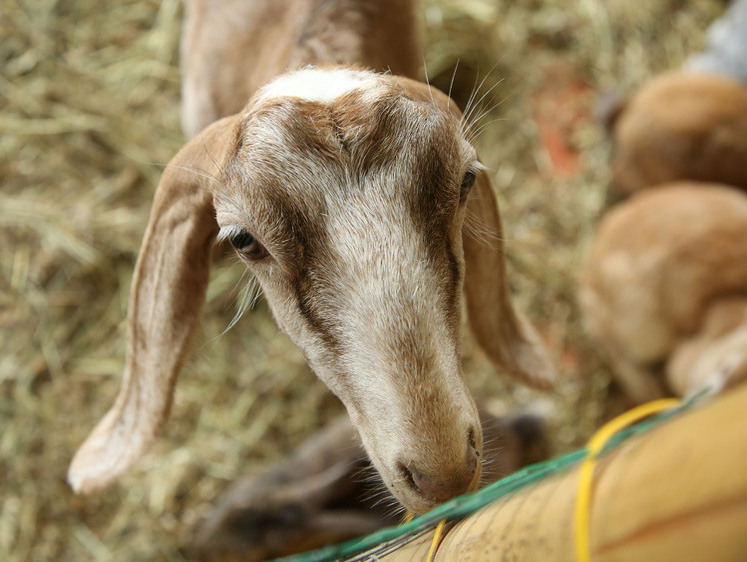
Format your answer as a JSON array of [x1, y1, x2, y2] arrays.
[[603, 72, 747, 196], [580, 182, 747, 403], [180, 0, 420, 139], [68, 0, 555, 514]]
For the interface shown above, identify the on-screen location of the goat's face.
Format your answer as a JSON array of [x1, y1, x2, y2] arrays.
[[214, 69, 483, 512], [70, 66, 554, 509]]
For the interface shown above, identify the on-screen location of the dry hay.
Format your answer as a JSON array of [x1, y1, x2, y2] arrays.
[[0, 0, 723, 560]]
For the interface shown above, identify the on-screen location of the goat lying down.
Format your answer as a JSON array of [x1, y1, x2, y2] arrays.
[[581, 182, 747, 404], [601, 72, 747, 196], [69, 0, 555, 515], [598, 2, 747, 196]]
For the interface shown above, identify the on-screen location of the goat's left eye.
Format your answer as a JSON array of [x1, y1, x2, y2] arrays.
[[460, 170, 477, 200], [229, 229, 268, 260]]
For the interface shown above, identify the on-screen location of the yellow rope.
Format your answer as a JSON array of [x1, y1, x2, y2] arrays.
[[574, 398, 682, 562], [426, 519, 447, 562], [402, 511, 446, 560]]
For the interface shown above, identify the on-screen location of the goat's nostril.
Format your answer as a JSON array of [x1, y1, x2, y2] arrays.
[[399, 458, 478, 505], [467, 426, 479, 454], [397, 461, 420, 493]]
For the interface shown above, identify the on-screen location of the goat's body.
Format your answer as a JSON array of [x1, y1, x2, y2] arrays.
[[581, 182, 747, 402], [181, 0, 420, 138], [607, 72, 747, 195], [70, 0, 555, 514]]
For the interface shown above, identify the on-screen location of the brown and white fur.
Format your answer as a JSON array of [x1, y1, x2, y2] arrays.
[[68, 0, 555, 515], [580, 182, 747, 404]]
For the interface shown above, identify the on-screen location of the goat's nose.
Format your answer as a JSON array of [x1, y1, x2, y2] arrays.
[[399, 445, 479, 505]]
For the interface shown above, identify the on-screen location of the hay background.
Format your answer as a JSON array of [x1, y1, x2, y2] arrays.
[[0, 0, 721, 560]]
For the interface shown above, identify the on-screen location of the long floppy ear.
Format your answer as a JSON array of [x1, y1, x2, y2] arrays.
[[392, 76, 556, 389], [462, 172, 557, 389], [68, 115, 240, 494]]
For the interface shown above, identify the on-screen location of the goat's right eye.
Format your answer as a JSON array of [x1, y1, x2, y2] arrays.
[[229, 229, 268, 260], [460, 170, 477, 201]]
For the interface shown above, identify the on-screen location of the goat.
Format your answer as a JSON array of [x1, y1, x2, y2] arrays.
[[600, 72, 747, 196], [580, 182, 747, 404], [179, 0, 421, 139], [599, 0, 747, 197], [68, 0, 555, 515]]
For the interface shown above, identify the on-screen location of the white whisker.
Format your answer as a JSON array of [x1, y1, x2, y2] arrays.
[[221, 271, 262, 335], [464, 207, 504, 246], [216, 224, 244, 243], [422, 57, 436, 106], [461, 67, 502, 126], [446, 59, 461, 114]]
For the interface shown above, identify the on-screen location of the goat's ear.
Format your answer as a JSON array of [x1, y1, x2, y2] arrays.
[[68, 115, 240, 494], [462, 172, 557, 389]]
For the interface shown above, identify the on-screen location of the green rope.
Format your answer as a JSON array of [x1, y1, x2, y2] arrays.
[[274, 393, 702, 562]]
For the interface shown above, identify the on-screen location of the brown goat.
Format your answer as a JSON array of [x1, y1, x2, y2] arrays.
[[69, 0, 555, 515], [580, 182, 747, 403], [602, 72, 747, 196]]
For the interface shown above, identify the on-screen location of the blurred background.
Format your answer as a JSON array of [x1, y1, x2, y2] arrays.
[[0, 0, 724, 559]]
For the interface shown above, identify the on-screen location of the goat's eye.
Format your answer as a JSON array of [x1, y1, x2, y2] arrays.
[[460, 170, 477, 201], [229, 229, 268, 260]]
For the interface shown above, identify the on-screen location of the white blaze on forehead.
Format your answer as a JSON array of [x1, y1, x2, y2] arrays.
[[324, 195, 462, 400], [255, 68, 383, 105]]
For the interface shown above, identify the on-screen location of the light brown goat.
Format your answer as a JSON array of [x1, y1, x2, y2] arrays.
[[580, 182, 747, 403], [602, 72, 747, 196], [69, 0, 555, 515], [180, 0, 421, 139]]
